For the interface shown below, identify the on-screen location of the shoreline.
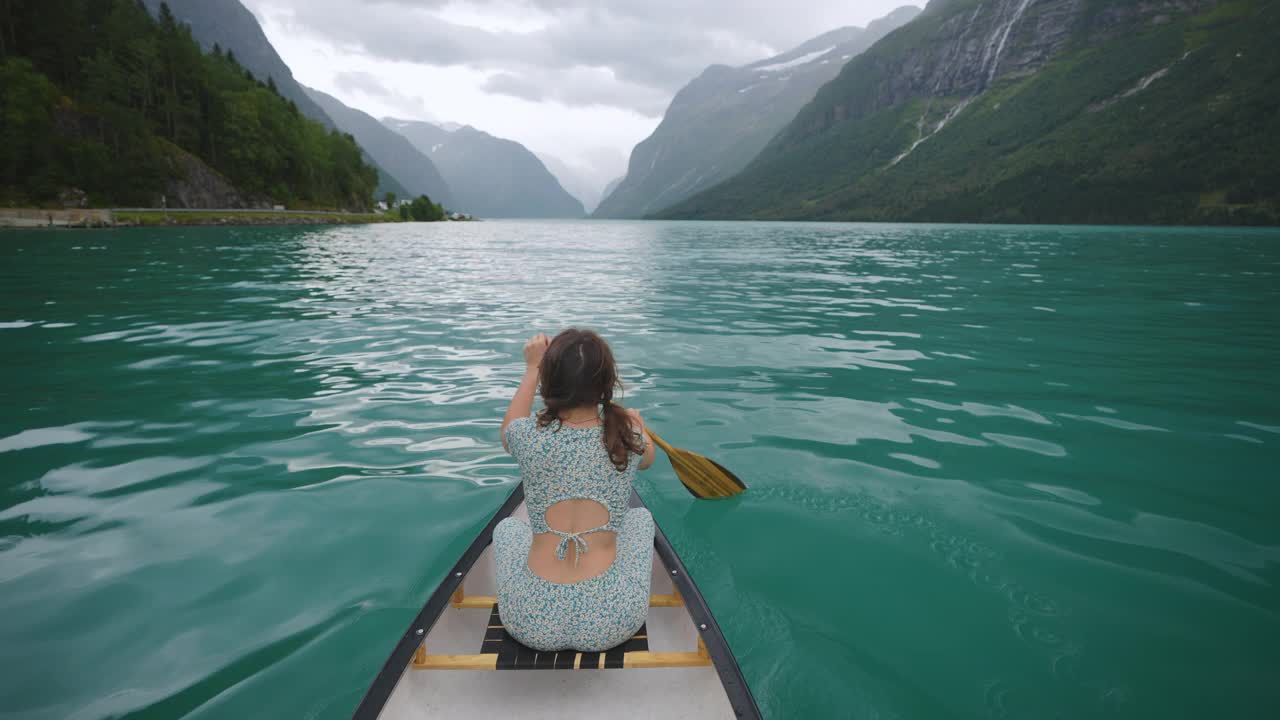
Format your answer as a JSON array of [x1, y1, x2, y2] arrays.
[[0, 208, 400, 229]]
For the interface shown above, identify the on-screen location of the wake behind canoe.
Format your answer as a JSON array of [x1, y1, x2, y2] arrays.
[[353, 485, 761, 719]]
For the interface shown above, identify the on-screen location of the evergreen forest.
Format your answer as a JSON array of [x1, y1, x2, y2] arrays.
[[0, 0, 378, 209]]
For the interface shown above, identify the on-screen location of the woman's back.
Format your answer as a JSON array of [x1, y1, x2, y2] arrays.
[[506, 417, 636, 583]]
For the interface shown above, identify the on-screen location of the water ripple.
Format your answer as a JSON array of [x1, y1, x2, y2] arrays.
[[2, 221, 1278, 720]]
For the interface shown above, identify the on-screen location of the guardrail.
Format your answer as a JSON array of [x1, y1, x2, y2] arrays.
[[0, 208, 114, 227], [109, 208, 371, 215]]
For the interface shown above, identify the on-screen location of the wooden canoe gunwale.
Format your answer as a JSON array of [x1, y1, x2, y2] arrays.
[[350, 484, 762, 720]]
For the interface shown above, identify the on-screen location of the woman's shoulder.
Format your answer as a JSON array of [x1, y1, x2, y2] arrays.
[[509, 413, 537, 430], [503, 414, 540, 449]]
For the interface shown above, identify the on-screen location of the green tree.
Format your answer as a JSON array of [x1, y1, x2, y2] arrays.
[[0, 58, 60, 203], [409, 194, 444, 221]]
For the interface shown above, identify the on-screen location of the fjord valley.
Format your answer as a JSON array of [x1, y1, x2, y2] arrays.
[[659, 0, 1280, 226]]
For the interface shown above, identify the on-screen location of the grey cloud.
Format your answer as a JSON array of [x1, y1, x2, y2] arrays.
[[333, 70, 393, 96], [482, 67, 672, 117], [331, 69, 435, 118], [266, 1, 766, 84], [249, 0, 912, 114], [348, 1, 903, 51], [482, 73, 542, 102]]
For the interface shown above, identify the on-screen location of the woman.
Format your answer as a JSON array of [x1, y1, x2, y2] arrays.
[[495, 328, 656, 652]]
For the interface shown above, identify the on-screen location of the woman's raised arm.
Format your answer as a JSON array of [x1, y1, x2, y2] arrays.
[[501, 333, 549, 451]]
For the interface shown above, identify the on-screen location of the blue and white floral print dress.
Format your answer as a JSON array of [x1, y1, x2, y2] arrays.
[[494, 415, 654, 652]]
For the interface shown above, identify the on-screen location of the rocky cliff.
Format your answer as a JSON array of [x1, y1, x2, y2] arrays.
[[791, 0, 1220, 135], [162, 143, 254, 209], [594, 6, 921, 219], [664, 0, 1279, 225]]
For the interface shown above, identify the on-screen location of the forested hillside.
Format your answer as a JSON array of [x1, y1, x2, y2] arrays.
[[663, 0, 1280, 226], [0, 0, 377, 209], [144, 0, 411, 200]]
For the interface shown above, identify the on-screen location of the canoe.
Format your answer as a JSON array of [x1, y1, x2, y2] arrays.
[[353, 484, 762, 719]]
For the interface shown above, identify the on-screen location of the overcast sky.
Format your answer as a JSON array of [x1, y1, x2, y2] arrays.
[[243, 0, 914, 191]]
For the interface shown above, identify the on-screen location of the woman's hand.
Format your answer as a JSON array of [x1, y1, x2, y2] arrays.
[[523, 333, 550, 370], [625, 408, 656, 470]]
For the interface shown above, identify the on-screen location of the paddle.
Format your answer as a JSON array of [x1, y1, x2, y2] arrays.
[[645, 429, 746, 499]]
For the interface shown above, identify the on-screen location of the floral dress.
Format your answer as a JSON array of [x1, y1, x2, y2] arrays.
[[494, 415, 654, 652]]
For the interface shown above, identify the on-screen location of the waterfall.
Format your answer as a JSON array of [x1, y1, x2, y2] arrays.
[[985, 0, 1036, 86], [887, 0, 1037, 168], [890, 97, 975, 166]]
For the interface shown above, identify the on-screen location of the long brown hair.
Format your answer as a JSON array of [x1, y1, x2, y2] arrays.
[[537, 328, 642, 471]]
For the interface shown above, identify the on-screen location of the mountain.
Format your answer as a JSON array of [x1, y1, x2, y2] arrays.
[[142, 0, 409, 199], [305, 88, 454, 208], [1, 0, 377, 209], [600, 175, 626, 206], [663, 0, 1280, 226], [384, 119, 585, 218], [536, 153, 606, 213], [593, 6, 922, 219]]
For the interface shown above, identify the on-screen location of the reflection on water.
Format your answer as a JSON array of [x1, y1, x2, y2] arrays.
[[1, 221, 1278, 719]]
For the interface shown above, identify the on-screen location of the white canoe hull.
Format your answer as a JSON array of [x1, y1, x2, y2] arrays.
[[354, 486, 760, 720]]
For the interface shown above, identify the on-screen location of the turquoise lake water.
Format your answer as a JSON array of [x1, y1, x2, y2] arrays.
[[1, 221, 1278, 719]]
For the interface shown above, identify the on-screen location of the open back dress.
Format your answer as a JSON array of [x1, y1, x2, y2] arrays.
[[495, 415, 654, 652]]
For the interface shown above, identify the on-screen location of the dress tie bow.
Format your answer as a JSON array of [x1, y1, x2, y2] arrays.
[[549, 523, 610, 566]]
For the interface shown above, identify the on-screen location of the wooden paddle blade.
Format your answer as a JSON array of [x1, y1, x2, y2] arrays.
[[645, 429, 746, 499]]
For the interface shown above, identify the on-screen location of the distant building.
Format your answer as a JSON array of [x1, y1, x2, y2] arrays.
[[272, 204, 285, 211], [376, 201, 388, 211]]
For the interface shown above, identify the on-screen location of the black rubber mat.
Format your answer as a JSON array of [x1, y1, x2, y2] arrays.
[[484, 603, 648, 670]]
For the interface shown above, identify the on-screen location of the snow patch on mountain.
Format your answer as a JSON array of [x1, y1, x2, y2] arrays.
[[753, 47, 835, 73]]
